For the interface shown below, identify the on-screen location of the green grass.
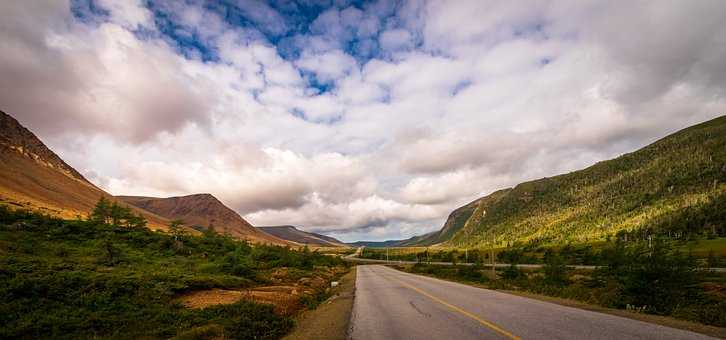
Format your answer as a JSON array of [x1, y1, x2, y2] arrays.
[[0, 207, 345, 339]]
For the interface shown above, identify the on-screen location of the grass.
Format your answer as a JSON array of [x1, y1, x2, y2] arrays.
[[0, 206, 347, 339]]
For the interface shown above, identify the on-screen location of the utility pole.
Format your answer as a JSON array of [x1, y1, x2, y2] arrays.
[[386, 248, 389, 262]]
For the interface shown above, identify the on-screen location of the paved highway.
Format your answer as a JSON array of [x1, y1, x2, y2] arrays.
[[348, 265, 714, 340]]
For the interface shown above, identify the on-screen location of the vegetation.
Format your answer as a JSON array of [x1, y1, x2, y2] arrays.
[[0, 202, 346, 339], [417, 116, 726, 249], [401, 239, 726, 327]]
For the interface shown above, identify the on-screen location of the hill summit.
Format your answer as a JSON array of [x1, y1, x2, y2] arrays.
[[118, 194, 288, 245]]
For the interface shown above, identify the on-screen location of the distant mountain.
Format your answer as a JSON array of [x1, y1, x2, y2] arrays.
[[118, 195, 289, 245], [347, 240, 404, 248], [0, 110, 168, 228], [413, 115, 726, 248], [346, 232, 436, 248], [259, 225, 347, 247]]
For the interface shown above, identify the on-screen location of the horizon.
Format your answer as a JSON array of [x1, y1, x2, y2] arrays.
[[2, 1, 725, 243]]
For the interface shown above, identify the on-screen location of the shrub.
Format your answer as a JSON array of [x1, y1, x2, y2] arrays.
[[457, 264, 486, 282], [542, 250, 569, 286], [501, 264, 524, 281]]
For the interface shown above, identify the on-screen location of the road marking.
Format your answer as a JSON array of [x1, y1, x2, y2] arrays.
[[385, 271, 520, 340]]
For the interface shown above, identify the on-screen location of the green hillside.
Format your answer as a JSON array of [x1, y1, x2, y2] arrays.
[[430, 116, 726, 248]]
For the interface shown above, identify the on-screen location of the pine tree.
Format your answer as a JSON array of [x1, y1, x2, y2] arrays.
[[127, 213, 147, 229], [90, 197, 111, 225], [169, 219, 185, 241]]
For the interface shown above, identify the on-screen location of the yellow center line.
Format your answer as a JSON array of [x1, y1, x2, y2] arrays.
[[385, 272, 520, 340]]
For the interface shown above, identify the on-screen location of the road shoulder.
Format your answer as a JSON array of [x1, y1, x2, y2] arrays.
[[283, 267, 357, 340]]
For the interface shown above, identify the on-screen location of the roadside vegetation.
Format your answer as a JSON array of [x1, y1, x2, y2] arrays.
[[394, 238, 726, 327], [360, 230, 726, 267], [0, 201, 348, 339]]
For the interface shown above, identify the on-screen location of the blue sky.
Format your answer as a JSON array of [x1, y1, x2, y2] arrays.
[[1, 0, 725, 241]]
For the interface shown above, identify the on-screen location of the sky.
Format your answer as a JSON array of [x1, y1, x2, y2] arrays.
[[1, 0, 725, 242]]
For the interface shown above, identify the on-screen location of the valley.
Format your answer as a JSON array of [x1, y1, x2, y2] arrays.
[[0, 112, 724, 338]]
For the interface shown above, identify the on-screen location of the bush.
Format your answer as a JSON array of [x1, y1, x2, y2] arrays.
[[543, 250, 569, 286], [589, 239, 703, 316], [457, 264, 486, 282], [501, 264, 524, 281]]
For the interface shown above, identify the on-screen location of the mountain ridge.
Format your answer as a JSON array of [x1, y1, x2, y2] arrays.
[[0, 110, 169, 228], [0, 110, 288, 245], [118, 194, 289, 245], [258, 225, 347, 247]]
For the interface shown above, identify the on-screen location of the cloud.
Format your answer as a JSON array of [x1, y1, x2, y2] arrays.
[[0, 1, 214, 143], [296, 50, 357, 83], [379, 29, 413, 51], [1, 0, 725, 241]]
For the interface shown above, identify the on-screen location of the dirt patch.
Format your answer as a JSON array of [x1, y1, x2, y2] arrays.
[[177, 285, 306, 315], [178, 289, 245, 309], [176, 265, 350, 317], [283, 267, 357, 340]]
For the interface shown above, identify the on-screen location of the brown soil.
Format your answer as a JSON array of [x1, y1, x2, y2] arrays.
[[176, 285, 306, 315]]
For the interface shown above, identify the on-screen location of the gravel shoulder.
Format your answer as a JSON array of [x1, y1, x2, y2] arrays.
[[283, 267, 357, 340]]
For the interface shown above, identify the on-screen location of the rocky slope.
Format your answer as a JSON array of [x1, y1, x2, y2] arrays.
[[0, 110, 168, 228]]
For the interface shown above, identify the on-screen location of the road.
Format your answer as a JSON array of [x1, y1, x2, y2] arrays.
[[348, 265, 714, 340]]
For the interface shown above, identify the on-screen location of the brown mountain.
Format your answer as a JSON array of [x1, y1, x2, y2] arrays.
[[118, 194, 289, 245], [259, 225, 347, 247], [0, 110, 168, 228]]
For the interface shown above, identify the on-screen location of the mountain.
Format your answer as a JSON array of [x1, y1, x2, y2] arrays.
[[347, 240, 407, 248], [0, 110, 286, 245], [417, 115, 726, 248], [118, 195, 289, 245], [0, 110, 168, 228], [259, 225, 347, 247], [346, 232, 434, 248]]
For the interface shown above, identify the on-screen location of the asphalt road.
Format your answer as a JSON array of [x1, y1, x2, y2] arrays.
[[348, 265, 714, 340]]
